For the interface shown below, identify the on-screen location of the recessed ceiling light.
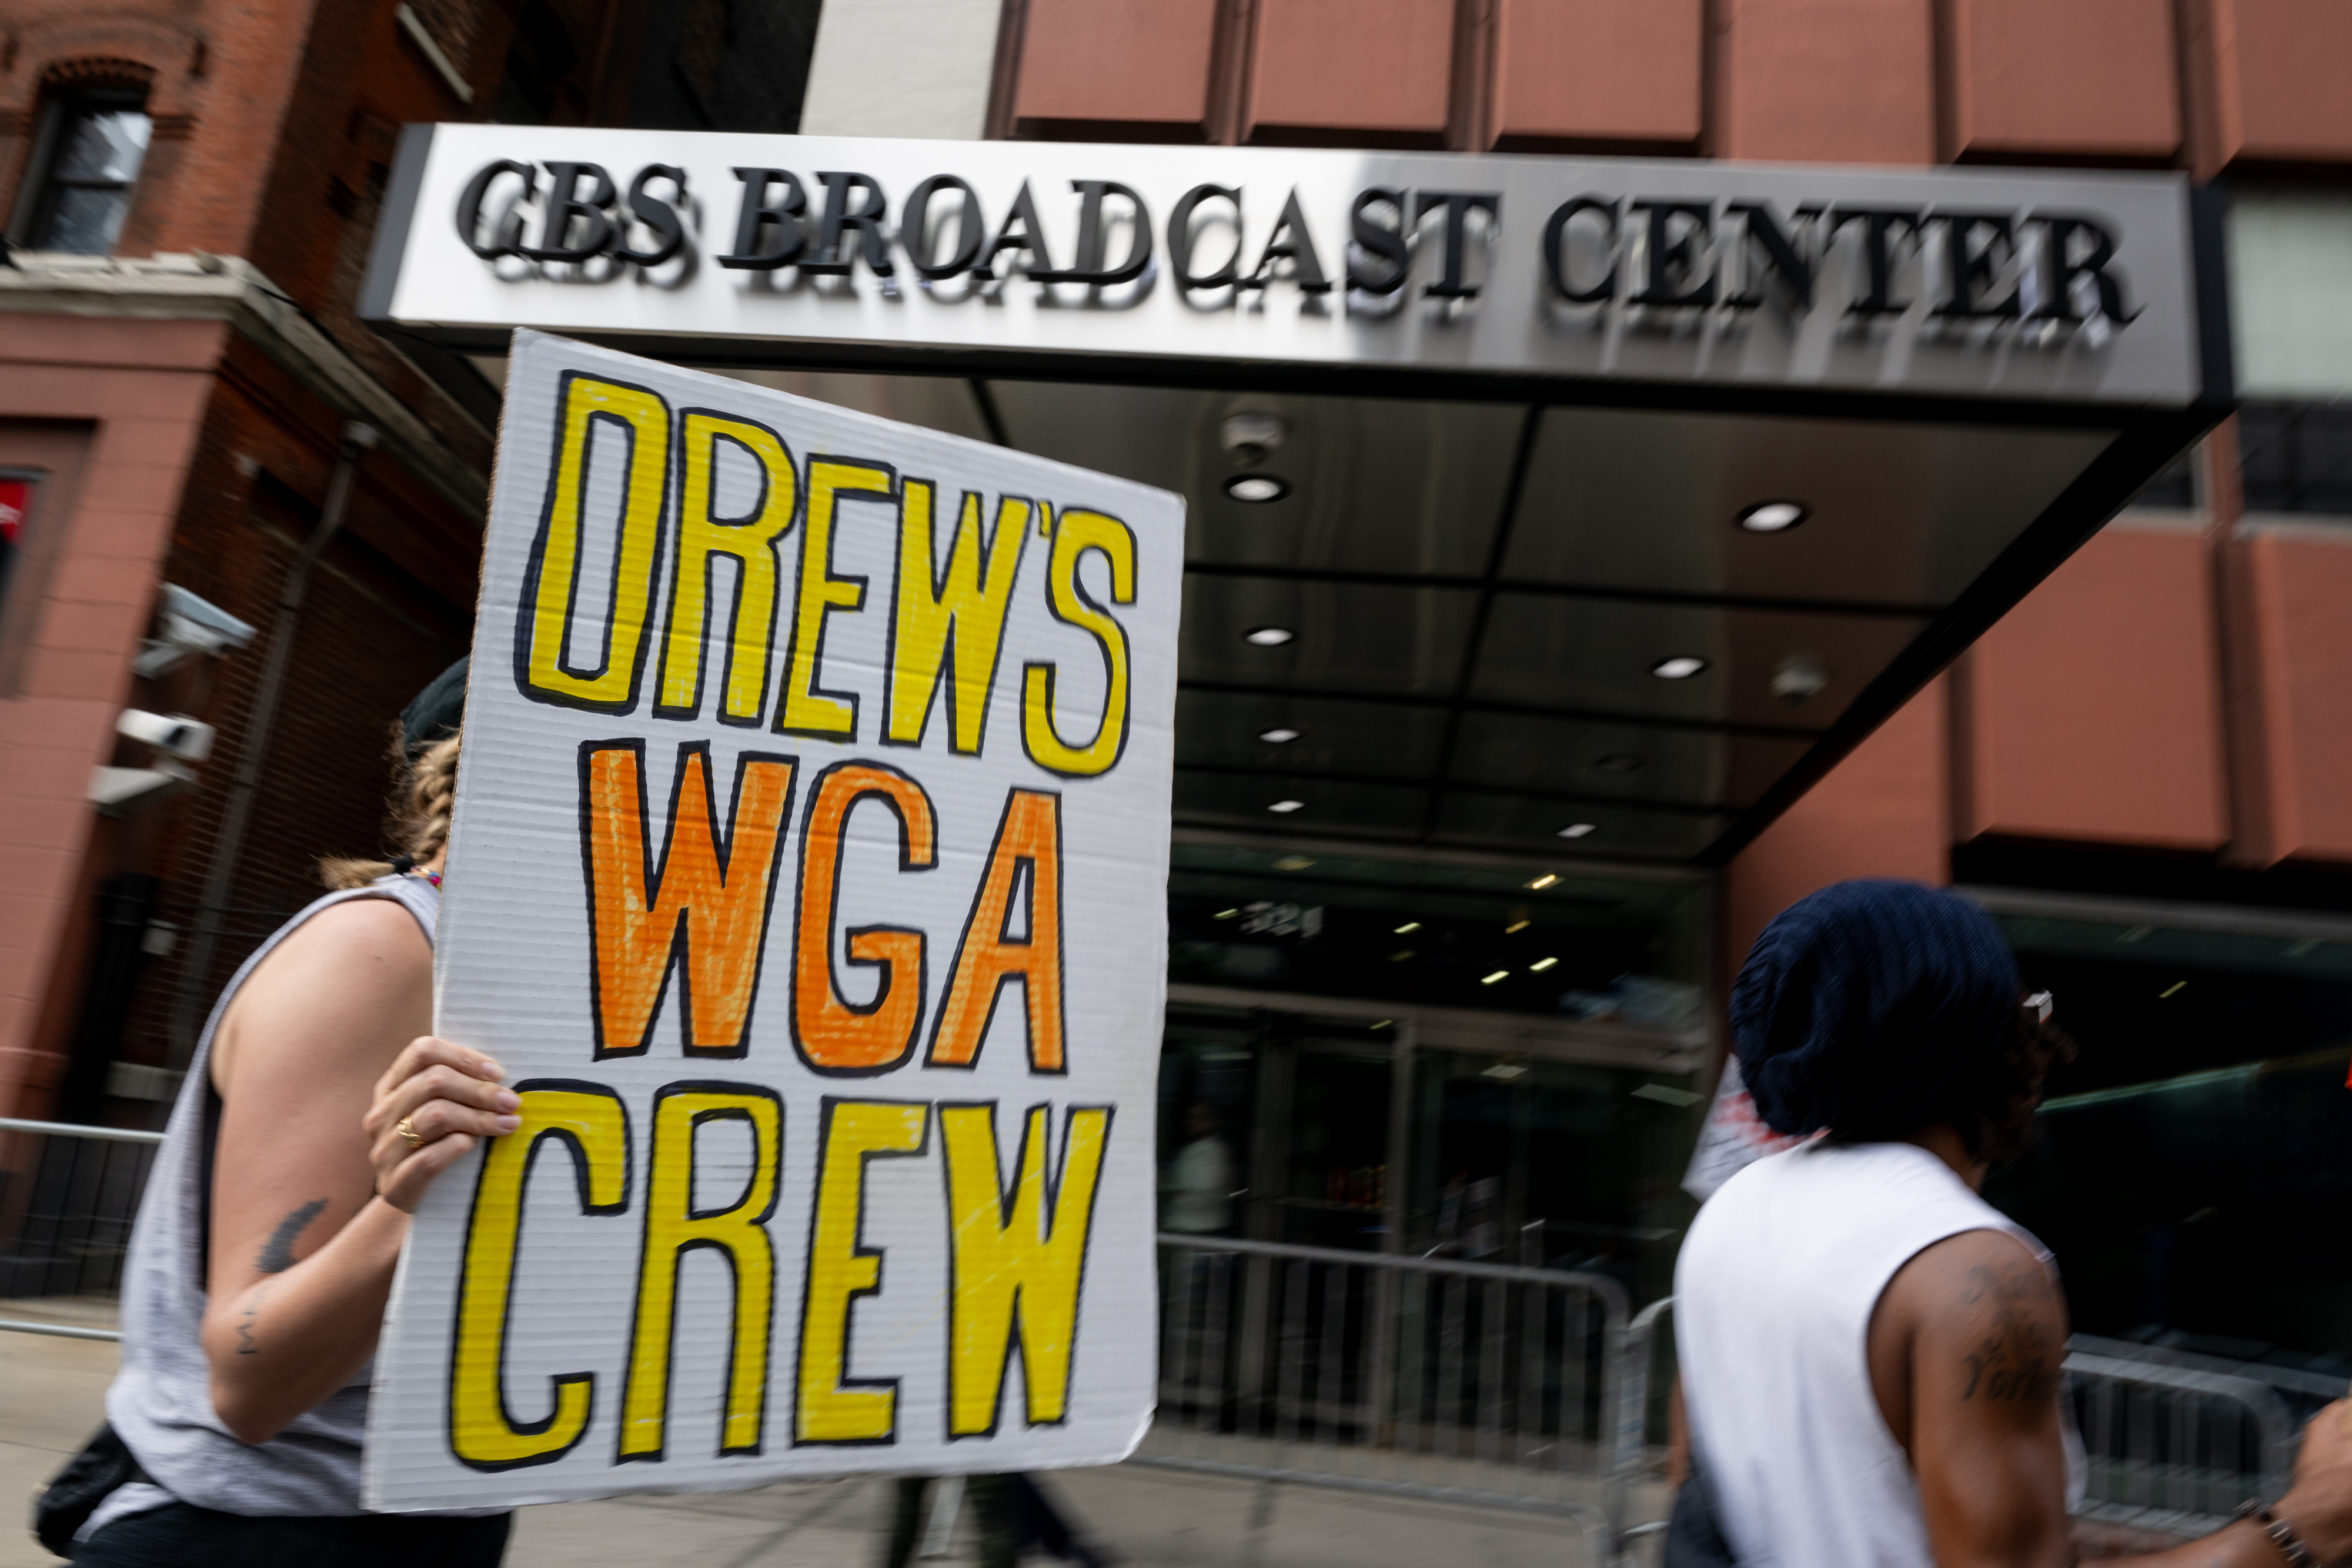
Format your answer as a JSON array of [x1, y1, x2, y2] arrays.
[[1389, 949, 1415, 962], [1527, 873, 1559, 890], [1244, 626, 1294, 647], [1370, 1018, 1392, 1029], [1505, 919, 1530, 934], [1481, 969, 1509, 985], [1738, 500, 1809, 533], [1482, 1062, 1529, 1081], [1651, 655, 1708, 680], [1530, 956, 1558, 972], [1272, 854, 1315, 870], [1558, 822, 1599, 838], [1259, 726, 1301, 744], [1592, 754, 1643, 775], [1225, 474, 1289, 503], [1212, 908, 1240, 919], [1394, 921, 1421, 934], [1267, 798, 1305, 814]]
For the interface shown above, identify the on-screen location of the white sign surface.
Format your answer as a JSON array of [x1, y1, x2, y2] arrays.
[[365, 330, 1182, 1509]]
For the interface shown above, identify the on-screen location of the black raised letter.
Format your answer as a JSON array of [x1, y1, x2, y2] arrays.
[[1932, 210, 2022, 319], [2030, 214, 2139, 324], [720, 169, 808, 270], [973, 180, 1058, 282], [1829, 206, 1925, 316], [1631, 199, 1715, 307], [1241, 188, 1329, 293], [1038, 180, 1152, 285], [614, 165, 688, 268], [1348, 187, 1409, 295], [1723, 201, 1818, 310], [803, 172, 894, 277], [1167, 184, 1242, 291], [1412, 191, 1501, 299], [1541, 196, 1619, 303], [455, 160, 535, 260], [523, 162, 616, 263], [902, 176, 985, 280]]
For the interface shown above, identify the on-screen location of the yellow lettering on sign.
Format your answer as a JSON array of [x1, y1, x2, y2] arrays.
[[795, 1098, 928, 1444], [939, 1103, 1111, 1436], [887, 484, 1032, 754], [519, 373, 672, 713], [1020, 509, 1135, 777], [582, 743, 798, 1058], [655, 412, 800, 724], [777, 457, 895, 740], [619, 1084, 782, 1460], [450, 1082, 630, 1472]]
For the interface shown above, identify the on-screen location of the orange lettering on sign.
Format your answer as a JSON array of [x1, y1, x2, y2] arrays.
[[927, 788, 1064, 1074], [792, 762, 937, 1075], [582, 742, 799, 1058]]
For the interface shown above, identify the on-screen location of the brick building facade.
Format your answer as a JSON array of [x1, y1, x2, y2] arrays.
[[4, 0, 2352, 1362]]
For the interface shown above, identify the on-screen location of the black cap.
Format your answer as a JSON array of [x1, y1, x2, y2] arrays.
[[400, 657, 469, 757]]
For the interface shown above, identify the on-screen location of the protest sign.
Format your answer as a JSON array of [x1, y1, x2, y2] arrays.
[[364, 330, 1182, 1509]]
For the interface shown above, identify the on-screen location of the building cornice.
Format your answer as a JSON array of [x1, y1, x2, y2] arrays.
[[0, 251, 489, 517]]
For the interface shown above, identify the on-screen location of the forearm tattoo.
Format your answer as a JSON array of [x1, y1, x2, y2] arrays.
[[1958, 1261, 2062, 1403], [253, 1198, 328, 1275], [235, 1285, 267, 1355]]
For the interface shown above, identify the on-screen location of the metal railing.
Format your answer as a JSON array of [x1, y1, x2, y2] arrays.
[[0, 1128, 2325, 1562], [1141, 1233, 1647, 1560], [0, 1116, 163, 1343], [2068, 1352, 2298, 1534], [1618, 1299, 2316, 1557]]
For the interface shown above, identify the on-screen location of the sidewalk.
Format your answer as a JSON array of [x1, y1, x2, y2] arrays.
[[0, 1315, 1597, 1568]]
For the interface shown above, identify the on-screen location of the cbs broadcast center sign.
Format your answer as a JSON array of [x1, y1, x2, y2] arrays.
[[360, 125, 2216, 410]]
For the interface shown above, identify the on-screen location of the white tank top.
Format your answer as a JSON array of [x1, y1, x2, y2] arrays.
[[1675, 1140, 2071, 1568], [93, 877, 499, 1534]]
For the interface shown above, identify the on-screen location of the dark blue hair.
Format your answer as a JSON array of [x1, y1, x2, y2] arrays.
[[1730, 879, 2021, 1141]]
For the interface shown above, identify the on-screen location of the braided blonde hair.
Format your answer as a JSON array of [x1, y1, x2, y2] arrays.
[[319, 730, 462, 889]]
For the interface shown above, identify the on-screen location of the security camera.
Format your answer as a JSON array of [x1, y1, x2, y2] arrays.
[[117, 709, 216, 762], [135, 584, 259, 678], [1219, 412, 1288, 467], [89, 760, 195, 818]]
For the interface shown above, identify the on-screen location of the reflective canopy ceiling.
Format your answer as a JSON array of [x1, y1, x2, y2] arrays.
[[467, 355, 2155, 864]]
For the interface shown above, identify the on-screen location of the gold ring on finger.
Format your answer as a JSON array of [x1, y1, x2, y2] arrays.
[[395, 1116, 425, 1150]]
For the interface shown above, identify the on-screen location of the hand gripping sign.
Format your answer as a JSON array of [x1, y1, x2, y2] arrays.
[[365, 332, 1181, 1509]]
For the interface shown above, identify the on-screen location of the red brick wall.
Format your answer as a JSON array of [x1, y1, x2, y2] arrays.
[[2230, 525, 2352, 865], [0, 316, 221, 1119], [994, 0, 2340, 171], [1723, 682, 1952, 974], [1952, 521, 2229, 851]]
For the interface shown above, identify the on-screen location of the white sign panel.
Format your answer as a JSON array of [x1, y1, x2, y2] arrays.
[[361, 126, 2209, 407], [365, 330, 1182, 1509]]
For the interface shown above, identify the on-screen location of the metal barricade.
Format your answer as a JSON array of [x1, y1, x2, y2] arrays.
[[1615, 1298, 2308, 1556], [2066, 1351, 2298, 1536], [1142, 1233, 1638, 1560], [0, 1116, 163, 1343]]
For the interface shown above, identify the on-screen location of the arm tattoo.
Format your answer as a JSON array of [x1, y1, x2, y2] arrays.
[[1957, 1261, 2062, 1403], [235, 1285, 266, 1356], [253, 1198, 329, 1275]]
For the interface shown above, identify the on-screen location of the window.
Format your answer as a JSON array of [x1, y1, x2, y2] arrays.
[[24, 93, 152, 255], [2240, 402, 2352, 517]]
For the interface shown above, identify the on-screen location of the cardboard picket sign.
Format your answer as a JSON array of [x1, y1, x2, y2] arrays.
[[363, 330, 1182, 1509]]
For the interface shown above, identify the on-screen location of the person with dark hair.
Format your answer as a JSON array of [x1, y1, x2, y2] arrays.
[[1673, 879, 2352, 1568], [52, 659, 521, 1565]]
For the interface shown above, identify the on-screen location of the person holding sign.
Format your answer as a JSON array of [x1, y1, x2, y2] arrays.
[[61, 664, 521, 1566]]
